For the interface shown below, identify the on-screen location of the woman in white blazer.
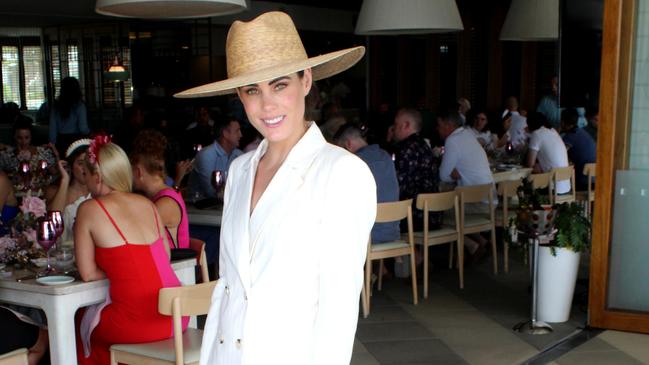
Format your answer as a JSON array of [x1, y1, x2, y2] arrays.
[[175, 11, 376, 365]]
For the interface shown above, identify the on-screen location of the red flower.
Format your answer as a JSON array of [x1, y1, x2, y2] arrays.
[[87, 134, 112, 165]]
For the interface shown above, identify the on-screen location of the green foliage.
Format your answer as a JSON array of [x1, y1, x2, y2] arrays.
[[552, 202, 591, 254]]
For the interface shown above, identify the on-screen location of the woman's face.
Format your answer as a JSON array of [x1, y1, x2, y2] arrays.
[[237, 70, 312, 144], [14, 129, 31, 150], [72, 153, 87, 183], [475, 113, 488, 131]]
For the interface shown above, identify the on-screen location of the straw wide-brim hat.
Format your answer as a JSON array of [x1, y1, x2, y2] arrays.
[[174, 11, 365, 98]]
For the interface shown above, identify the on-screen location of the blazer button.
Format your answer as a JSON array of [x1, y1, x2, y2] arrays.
[[236, 339, 242, 349], [219, 336, 224, 344], [225, 286, 230, 295]]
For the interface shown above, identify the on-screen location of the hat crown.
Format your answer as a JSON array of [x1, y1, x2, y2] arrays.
[[226, 12, 308, 80]]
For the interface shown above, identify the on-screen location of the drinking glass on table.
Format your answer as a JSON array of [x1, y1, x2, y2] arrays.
[[37, 219, 56, 275], [48, 210, 64, 244], [211, 170, 225, 200]]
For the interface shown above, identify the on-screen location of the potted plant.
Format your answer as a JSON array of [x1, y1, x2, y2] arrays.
[[508, 178, 591, 323], [537, 201, 590, 323]]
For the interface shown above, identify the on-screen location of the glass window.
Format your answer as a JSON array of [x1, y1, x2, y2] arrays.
[[1, 46, 20, 105], [51, 45, 61, 98], [67, 44, 80, 81], [22, 46, 45, 110]]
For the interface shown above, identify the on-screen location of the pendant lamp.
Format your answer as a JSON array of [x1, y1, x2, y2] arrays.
[[95, 0, 247, 19], [354, 0, 463, 35], [500, 0, 559, 41], [104, 55, 129, 82]]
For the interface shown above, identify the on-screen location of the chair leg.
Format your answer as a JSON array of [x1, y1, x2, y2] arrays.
[[504, 240, 509, 274], [110, 350, 118, 365], [458, 239, 464, 289], [423, 243, 429, 299], [491, 229, 498, 275], [364, 260, 371, 318], [448, 242, 454, 269], [378, 259, 384, 291], [361, 284, 368, 319], [410, 248, 418, 305]]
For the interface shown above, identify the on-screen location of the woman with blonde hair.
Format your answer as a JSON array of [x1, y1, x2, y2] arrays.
[[176, 11, 376, 365], [130, 129, 190, 250], [74, 136, 187, 365]]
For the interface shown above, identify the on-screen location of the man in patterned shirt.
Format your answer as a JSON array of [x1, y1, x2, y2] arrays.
[[392, 107, 440, 231]]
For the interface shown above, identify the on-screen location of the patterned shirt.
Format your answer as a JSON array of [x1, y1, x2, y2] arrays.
[[395, 133, 438, 200]]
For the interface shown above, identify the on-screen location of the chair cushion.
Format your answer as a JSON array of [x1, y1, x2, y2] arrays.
[[111, 328, 203, 364], [371, 241, 410, 252], [413, 226, 458, 239]]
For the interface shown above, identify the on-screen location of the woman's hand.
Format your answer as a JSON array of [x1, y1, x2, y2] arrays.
[[174, 159, 193, 186], [57, 160, 70, 184]]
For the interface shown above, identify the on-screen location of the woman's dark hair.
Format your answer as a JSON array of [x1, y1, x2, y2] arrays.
[[12, 117, 33, 135], [66, 145, 88, 166], [56, 77, 82, 118], [527, 112, 551, 132]]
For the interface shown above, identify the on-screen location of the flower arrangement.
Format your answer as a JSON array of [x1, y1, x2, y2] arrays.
[[506, 177, 591, 256], [0, 194, 47, 265]]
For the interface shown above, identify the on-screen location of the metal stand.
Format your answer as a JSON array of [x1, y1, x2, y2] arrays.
[[514, 235, 553, 335]]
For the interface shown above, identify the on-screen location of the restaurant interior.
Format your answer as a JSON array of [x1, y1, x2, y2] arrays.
[[1, 0, 649, 364]]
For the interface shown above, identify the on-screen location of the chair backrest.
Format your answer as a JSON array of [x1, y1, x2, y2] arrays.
[[552, 166, 574, 182], [159, 280, 218, 365], [528, 172, 552, 189], [583, 163, 596, 177], [456, 184, 494, 205], [416, 191, 457, 212], [583, 163, 596, 202], [0, 348, 28, 365], [376, 199, 413, 223], [189, 238, 210, 283]]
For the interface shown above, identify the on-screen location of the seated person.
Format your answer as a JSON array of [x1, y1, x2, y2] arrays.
[[0, 120, 56, 188], [0, 170, 18, 232], [74, 137, 187, 365], [131, 130, 190, 250], [334, 123, 400, 244], [187, 118, 243, 200], [526, 112, 571, 194], [561, 108, 596, 191], [46, 139, 91, 242], [182, 106, 216, 157]]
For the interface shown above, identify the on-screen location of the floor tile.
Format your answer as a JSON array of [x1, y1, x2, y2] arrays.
[[363, 338, 468, 365], [350, 351, 381, 365], [555, 349, 645, 365], [356, 321, 435, 342], [599, 330, 649, 362]]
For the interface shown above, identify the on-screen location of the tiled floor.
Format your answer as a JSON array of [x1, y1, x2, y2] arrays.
[[351, 245, 649, 365]]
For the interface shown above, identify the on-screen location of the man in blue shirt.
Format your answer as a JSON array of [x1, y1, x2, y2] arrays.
[[334, 123, 400, 243], [561, 108, 596, 190], [537, 76, 561, 130], [188, 118, 243, 199]]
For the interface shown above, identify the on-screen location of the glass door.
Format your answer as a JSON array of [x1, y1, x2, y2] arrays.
[[590, 0, 649, 332]]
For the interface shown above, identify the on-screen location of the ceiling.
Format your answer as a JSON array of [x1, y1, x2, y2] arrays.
[[0, 0, 364, 27]]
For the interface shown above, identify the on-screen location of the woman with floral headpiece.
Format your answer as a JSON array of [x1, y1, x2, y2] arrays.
[[73, 136, 187, 365]]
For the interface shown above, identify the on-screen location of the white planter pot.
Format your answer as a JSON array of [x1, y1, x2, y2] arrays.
[[537, 246, 581, 323]]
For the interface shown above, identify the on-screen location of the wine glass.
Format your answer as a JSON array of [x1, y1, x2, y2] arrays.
[[211, 170, 225, 194], [37, 219, 56, 275], [48, 210, 64, 240]]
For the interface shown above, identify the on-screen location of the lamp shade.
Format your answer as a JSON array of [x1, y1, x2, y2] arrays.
[[95, 0, 247, 19], [500, 0, 559, 41], [355, 0, 463, 35]]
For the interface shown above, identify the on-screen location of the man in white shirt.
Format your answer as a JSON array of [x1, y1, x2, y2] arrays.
[[437, 111, 495, 262], [438, 111, 494, 189], [526, 112, 571, 194], [503, 96, 528, 148]]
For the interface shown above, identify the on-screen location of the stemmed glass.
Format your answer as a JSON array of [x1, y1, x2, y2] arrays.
[[211, 170, 225, 201], [37, 219, 56, 275], [48, 210, 64, 243]]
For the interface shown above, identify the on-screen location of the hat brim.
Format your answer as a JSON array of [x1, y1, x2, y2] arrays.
[[174, 46, 365, 98]]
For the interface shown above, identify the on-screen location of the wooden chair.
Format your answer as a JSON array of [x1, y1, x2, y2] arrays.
[[189, 238, 210, 283], [578, 163, 596, 216], [110, 281, 218, 365], [0, 348, 28, 365], [363, 199, 417, 318], [551, 166, 576, 204], [456, 184, 498, 275], [414, 192, 461, 294], [495, 179, 523, 273]]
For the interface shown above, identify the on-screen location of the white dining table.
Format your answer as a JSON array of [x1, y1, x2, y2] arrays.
[[492, 167, 533, 183], [0, 258, 196, 365]]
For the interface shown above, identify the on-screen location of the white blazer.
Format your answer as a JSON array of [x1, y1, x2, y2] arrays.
[[200, 124, 377, 365]]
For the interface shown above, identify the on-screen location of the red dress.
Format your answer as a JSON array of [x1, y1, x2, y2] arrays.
[[77, 199, 189, 365]]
